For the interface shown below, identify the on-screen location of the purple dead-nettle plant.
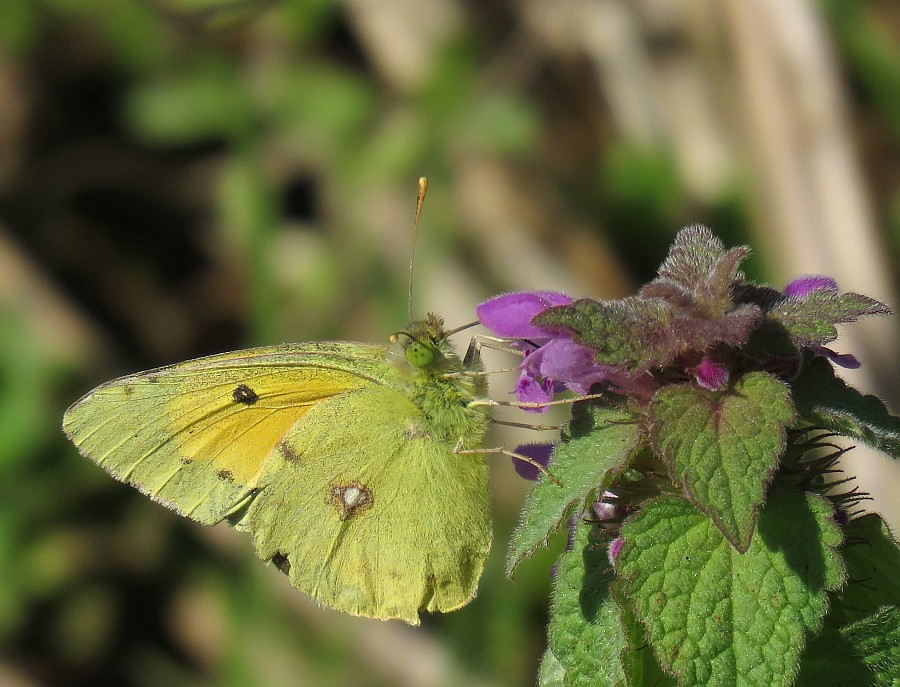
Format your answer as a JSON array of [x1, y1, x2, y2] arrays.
[[480, 225, 900, 687], [477, 291, 659, 410]]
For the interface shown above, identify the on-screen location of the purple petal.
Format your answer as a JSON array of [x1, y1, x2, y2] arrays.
[[813, 345, 861, 369], [530, 339, 613, 391], [512, 442, 555, 480], [691, 357, 730, 391], [608, 536, 624, 566], [530, 339, 658, 396], [515, 370, 555, 412], [477, 291, 573, 338], [592, 502, 617, 521], [784, 275, 839, 298]]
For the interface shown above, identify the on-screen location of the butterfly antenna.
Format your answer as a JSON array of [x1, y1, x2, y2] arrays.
[[408, 177, 428, 322]]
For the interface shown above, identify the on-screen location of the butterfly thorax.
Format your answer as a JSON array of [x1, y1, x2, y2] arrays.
[[393, 314, 488, 448]]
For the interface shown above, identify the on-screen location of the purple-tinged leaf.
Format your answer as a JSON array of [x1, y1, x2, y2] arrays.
[[769, 289, 891, 347], [649, 372, 795, 551], [534, 297, 763, 371]]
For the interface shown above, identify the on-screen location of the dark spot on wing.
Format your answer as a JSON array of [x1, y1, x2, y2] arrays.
[[134, 368, 161, 383], [328, 481, 373, 522], [279, 441, 303, 464], [233, 384, 259, 405], [216, 469, 234, 482], [180, 457, 192, 465], [271, 552, 291, 575], [123, 385, 135, 396]]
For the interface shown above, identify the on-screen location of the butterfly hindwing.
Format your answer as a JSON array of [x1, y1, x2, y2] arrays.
[[238, 383, 491, 624]]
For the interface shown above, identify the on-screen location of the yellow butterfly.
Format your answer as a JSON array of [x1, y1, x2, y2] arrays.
[[62, 181, 492, 625]]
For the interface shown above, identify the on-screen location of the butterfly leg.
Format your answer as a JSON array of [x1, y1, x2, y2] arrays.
[[453, 441, 562, 486], [468, 392, 606, 411], [462, 334, 524, 369], [489, 418, 563, 431]]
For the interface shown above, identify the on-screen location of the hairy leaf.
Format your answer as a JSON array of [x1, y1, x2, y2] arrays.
[[834, 513, 900, 624], [643, 224, 750, 316], [534, 297, 762, 371], [548, 521, 626, 687], [507, 403, 640, 575], [840, 606, 900, 687], [617, 493, 846, 687], [792, 356, 900, 459], [769, 290, 890, 347], [649, 372, 795, 550]]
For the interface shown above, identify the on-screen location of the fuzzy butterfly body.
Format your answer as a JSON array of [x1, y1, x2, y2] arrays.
[[63, 314, 491, 624]]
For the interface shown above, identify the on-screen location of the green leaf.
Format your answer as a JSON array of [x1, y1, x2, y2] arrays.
[[792, 356, 900, 459], [649, 372, 795, 551], [538, 646, 568, 687], [617, 492, 846, 687], [797, 514, 900, 686], [834, 514, 900, 624], [768, 289, 890, 347], [548, 520, 626, 687], [613, 587, 678, 687], [841, 606, 900, 687], [795, 626, 874, 687], [506, 403, 641, 575]]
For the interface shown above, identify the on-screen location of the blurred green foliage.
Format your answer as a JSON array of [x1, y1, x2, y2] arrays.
[[0, 0, 897, 685]]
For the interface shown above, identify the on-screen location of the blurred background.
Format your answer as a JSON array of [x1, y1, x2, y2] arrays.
[[0, 0, 898, 685]]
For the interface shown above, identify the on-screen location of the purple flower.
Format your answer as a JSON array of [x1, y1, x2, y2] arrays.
[[689, 356, 730, 391], [478, 291, 656, 410], [608, 536, 624, 566], [783, 275, 839, 299], [525, 339, 620, 395], [477, 290, 574, 339], [783, 275, 860, 369], [512, 442, 555, 481], [591, 493, 619, 521], [812, 347, 860, 369]]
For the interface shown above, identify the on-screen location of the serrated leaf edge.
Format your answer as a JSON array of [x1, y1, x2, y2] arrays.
[[649, 373, 795, 552]]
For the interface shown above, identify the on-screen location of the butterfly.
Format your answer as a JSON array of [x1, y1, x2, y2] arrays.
[[62, 181, 493, 625]]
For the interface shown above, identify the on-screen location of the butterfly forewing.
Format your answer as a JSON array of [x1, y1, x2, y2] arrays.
[[63, 342, 394, 523]]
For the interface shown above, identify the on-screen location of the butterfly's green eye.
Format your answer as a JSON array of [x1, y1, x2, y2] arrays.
[[406, 340, 439, 369]]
